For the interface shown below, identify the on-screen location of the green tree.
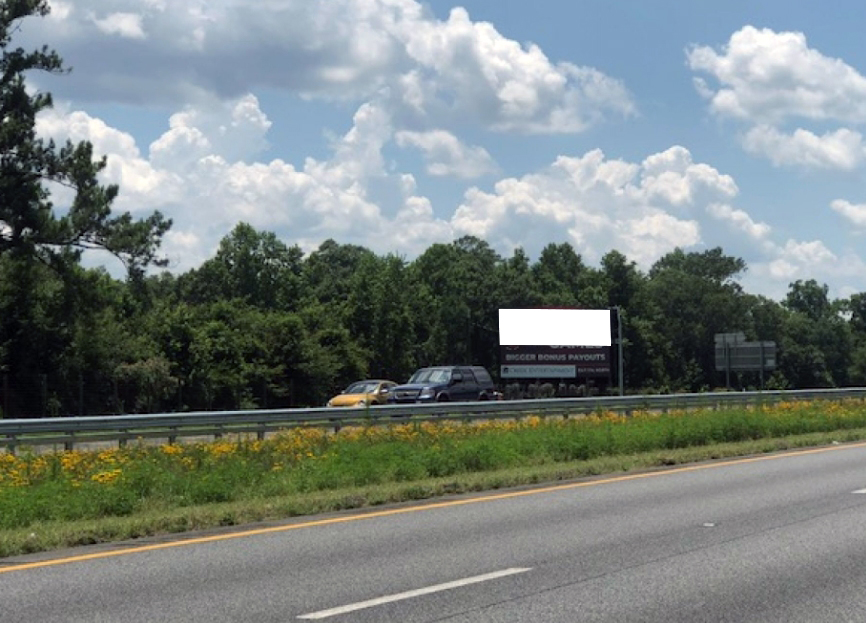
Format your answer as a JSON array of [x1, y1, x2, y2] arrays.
[[600, 250, 643, 309], [846, 292, 866, 385], [64, 267, 150, 414], [0, 1, 170, 416], [347, 253, 416, 381], [409, 237, 502, 370], [785, 279, 832, 321], [409, 242, 471, 365], [300, 301, 367, 404], [302, 239, 375, 306], [780, 280, 851, 387], [495, 247, 542, 309], [742, 294, 788, 344], [647, 247, 747, 391], [452, 236, 502, 370], [146, 301, 197, 408], [532, 242, 604, 306], [847, 292, 866, 336], [114, 356, 178, 414], [0, 1, 170, 273], [599, 250, 662, 390], [177, 223, 303, 310]]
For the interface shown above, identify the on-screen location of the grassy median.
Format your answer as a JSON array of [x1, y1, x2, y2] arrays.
[[2, 399, 866, 558]]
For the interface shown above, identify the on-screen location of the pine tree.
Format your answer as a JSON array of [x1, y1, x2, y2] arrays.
[[0, 0, 171, 276], [0, 0, 171, 417]]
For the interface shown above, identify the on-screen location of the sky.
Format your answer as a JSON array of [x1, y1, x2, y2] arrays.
[[21, 0, 866, 301]]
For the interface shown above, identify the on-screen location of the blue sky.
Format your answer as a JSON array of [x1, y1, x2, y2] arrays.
[[24, 0, 866, 300]]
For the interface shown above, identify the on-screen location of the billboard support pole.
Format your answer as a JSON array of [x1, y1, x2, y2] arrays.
[[615, 306, 624, 397], [759, 341, 765, 391]]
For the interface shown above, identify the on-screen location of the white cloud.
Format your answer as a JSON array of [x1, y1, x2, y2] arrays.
[[614, 214, 701, 268], [741, 237, 866, 300], [707, 203, 771, 240], [742, 125, 865, 170], [92, 12, 146, 39], [766, 238, 862, 286], [36, 98, 720, 278], [450, 146, 733, 268], [395, 7, 635, 133], [395, 130, 497, 178], [831, 199, 866, 227], [326, 101, 393, 180], [688, 25, 866, 124], [150, 94, 272, 168], [36, 104, 179, 212], [36, 96, 453, 270], [46, 0, 73, 20], [772, 239, 837, 274], [640, 146, 738, 206], [689, 26, 866, 176], [37, 105, 138, 157], [29, 1, 633, 134]]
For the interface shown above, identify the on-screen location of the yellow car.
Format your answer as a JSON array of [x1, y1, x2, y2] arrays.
[[326, 380, 397, 407]]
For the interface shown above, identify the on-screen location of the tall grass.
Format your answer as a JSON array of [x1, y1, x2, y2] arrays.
[[2, 399, 865, 534]]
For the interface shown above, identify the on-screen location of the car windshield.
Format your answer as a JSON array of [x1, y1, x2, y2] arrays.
[[408, 368, 451, 384], [344, 382, 378, 394]]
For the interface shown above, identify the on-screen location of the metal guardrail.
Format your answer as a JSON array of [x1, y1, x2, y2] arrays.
[[2, 387, 865, 453]]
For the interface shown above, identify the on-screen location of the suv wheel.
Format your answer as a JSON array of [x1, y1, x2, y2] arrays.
[[436, 393, 450, 402]]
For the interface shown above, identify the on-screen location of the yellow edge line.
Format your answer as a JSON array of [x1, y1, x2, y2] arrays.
[[3, 441, 866, 574]]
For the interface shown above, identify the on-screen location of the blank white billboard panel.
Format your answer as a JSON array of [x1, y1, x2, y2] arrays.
[[498, 309, 611, 346]]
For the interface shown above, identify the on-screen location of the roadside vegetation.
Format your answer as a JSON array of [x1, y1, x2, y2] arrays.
[[3, 399, 866, 558]]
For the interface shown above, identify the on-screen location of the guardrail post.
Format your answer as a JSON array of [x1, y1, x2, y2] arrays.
[[257, 425, 265, 441], [2, 373, 9, 419], [64, 433, 74, 453], [168, 426, 177, 445]]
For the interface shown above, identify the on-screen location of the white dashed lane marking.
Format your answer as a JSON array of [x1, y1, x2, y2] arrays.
[[297, 567, 532, 619]]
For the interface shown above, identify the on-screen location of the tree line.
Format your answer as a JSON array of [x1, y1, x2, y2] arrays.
[[3, 224, 866, 416], [2, 1, 866, 417]]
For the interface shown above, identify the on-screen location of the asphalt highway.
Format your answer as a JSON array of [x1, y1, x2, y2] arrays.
[[3, 442, 866, 622]]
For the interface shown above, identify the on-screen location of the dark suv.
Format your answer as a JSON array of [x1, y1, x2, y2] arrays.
[[388, 366, 496, 403]]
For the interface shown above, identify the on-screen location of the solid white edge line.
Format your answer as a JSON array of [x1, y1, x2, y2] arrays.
[[853, 488, 866, 494], [297, 567, 532, 620]]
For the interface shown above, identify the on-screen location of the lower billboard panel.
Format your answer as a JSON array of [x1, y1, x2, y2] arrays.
[[500, 345, 611, 378], [501, 365, 576, 379]]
